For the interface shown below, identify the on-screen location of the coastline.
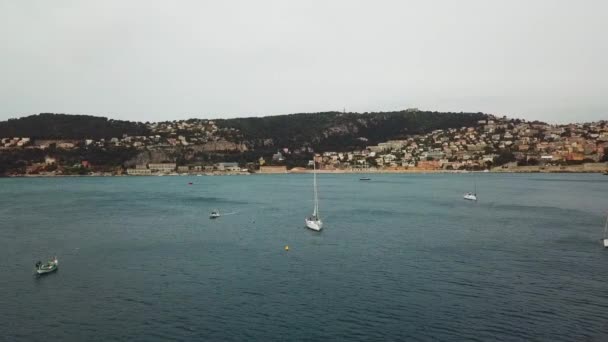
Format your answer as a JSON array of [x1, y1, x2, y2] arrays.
[[5, 167, 607, 177]]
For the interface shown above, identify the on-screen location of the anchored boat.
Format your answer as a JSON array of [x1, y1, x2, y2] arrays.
[[463, 192, 477, 201], [210, 210, 221, 219], [35, 257, 58, 275], [305, 161, 323, 231], [463, 174, 478, 201]]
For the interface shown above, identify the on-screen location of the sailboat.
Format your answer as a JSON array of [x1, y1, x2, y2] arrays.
[[209, 209, 221, 219], [602, 214, 608, 248], [305, 161, 323, 231], [463, 174, 477, 201]]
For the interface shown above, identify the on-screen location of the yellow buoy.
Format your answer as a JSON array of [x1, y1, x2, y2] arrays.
[[284, 245, 289, 251]]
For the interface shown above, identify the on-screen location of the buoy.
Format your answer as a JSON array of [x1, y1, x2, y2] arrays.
[[284, 245, 289, 251]]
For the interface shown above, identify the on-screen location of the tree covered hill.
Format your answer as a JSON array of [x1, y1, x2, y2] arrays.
[[217, 110, 488, 152], [0, 113, 149, 139], [0, 111, 487, 148], [0, 110, 488, 174]]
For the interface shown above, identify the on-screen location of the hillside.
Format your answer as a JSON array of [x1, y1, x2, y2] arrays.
[[0, 110, 492, 175], [0, 111, 487, 148], [216, 110, 487, 152], [0, 113, 149, 139]]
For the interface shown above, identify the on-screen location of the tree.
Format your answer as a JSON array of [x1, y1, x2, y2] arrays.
[[494, 151, 516, 166]]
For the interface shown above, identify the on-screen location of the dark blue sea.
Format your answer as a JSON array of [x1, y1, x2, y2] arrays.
[[1, 173, 608, 341]]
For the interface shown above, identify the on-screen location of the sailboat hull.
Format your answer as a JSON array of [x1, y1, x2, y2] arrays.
[[603, 238, 608, 248], [463, 194, 477, 201], [305, 219, 323, 231]]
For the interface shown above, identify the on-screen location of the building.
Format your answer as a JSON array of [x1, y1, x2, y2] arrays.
[[272, 151, 284, 162], [148, 163, 176, 172], [127, 168, 152, 175], [216, 162, 240, 171]]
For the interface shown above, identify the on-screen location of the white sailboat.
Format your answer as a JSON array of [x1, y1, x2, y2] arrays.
[[305, 161, 323, 231], [602, 213, 608, 248], [463, 174, 477, 201], [209, 209, 221, 219]]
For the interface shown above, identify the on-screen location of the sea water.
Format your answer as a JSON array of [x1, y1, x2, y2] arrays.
[[1, 173, 607, 341]]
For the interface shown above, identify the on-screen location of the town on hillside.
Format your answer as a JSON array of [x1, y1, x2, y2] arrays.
[[1, 115, 607, 176]]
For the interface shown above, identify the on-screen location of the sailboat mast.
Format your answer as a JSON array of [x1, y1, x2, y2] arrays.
[[474, 176, 477, 194], [604, 214, 608, 239], [313, 160, 319, 217]]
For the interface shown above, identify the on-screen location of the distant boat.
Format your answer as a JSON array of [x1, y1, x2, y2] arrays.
[[210, 210, 221, 219], [463, 175, 478, 201], [463, 193, 477, 201], [602, 214, 608, 248], [305, 161, 323, 231], [359, 177, 371, 181], [35, 257, 58, 275]]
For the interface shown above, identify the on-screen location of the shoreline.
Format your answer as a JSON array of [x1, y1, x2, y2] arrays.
[[4, 169, 607, 178]]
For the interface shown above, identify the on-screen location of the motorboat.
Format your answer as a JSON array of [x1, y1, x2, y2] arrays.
[[35, 257, 58, 275]]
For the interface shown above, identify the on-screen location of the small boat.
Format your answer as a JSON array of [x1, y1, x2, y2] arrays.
[[359, 177, 371, 181], [305, 161, 323, 231], [35, 257, 58, 275], [602, 213, 608, 248], [210, 210, 221, 219], [463, 192, 477, 201]]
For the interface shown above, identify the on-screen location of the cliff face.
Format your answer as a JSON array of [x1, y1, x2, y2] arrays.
[[198, 140, 248, 152], [124, 149, 178, 167]]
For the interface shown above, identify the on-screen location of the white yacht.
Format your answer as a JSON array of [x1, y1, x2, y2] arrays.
[[305, 161, 323, 231], [463, 175, 478, 201], [210, 210, 221, 219], [463, 193, 477, 201]]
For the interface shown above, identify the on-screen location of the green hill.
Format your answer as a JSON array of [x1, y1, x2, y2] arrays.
[[217, 110, 487, 152], [0, 113, 149, 139]]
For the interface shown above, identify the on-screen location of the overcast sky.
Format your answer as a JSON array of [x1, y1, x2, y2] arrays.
[[1, 0, 606, 123]]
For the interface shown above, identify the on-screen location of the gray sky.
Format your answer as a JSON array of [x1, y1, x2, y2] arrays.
[[1, 0, 606, 123]]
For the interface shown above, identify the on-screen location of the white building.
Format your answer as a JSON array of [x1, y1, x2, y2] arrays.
[[148, 163, 176, 172]]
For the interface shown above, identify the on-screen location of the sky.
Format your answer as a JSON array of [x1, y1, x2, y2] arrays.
[[0, 0, 606, 123]]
